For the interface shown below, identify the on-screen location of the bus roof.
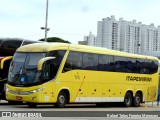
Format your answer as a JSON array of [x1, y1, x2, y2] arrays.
[[0, 38, 40, 56], [17, 42, 158, 60], [17, 42, 70, 52]]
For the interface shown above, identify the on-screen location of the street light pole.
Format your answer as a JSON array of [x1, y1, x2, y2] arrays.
[[45, 0, 49, 42], [41, 0, 49, 42]]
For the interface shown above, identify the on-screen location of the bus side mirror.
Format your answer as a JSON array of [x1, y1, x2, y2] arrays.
[[37, 57, 56, 71], [0, 56, 12, 69]]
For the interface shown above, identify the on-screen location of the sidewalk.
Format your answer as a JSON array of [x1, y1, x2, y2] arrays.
[[142, 101, 160, 107]]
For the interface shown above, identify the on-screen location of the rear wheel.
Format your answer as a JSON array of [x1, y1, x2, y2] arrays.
[[124, 92, 132, 107], [133, 93, 141, 107], [54, 91, 67, 108]]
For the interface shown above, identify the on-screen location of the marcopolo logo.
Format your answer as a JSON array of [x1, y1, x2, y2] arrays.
[[126, 76, 152, 82]]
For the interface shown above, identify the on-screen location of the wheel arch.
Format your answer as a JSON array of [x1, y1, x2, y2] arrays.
[[125, 90, 133, 98]]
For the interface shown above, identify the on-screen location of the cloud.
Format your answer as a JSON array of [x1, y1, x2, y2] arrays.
[[1, 0, 160, 44]]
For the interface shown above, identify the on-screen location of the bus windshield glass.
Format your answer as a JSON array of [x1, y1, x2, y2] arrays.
[[8, 52, 46, 86]]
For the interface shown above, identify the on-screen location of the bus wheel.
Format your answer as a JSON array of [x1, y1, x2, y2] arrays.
[[133, 93, 141, 107], [54, 91, 67, 108], [124, 92, 132, 107], [27, 102, 37, 108]]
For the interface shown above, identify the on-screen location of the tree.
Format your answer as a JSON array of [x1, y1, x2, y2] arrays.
[[39, 37, 70, 43]]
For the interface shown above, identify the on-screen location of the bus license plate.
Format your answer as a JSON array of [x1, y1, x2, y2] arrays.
[[16, 96, 22, 101]]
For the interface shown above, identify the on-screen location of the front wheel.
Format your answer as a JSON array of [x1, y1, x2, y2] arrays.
[[133, 93, 141, 107], [124, 92, 132, 107], [54, 91, 67, 108]]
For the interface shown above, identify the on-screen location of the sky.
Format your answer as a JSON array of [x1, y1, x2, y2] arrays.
[[1, 0, 160, 44]]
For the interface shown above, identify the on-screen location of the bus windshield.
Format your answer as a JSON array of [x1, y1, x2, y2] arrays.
[[7, 50, 66, 87], [8, 52, 46, 86]]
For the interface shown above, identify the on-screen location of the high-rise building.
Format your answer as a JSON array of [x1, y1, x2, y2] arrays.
[[157, 26, 160, 51], [96, 15, 160, 53], [96, 15, 120, 50], [141, 23, 158, 52], [119, 19, 141, 53]]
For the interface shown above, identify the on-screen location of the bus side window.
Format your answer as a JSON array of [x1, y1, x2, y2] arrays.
[[143, 60, 150, 74], [99, 55, 106, 71], [149, 60, 159, 74], [63, 51, 82, 73], [114, 57, 121, 72], [98, 54, 114, 71], [48, 50, 66, 66], [63, 62, 73, 72], [139, 59, 147, 74], [83, 53, 98, 70], [127, 60, 132, 72]]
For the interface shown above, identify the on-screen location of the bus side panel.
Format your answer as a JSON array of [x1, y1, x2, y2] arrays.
[[41, 81, 56, 103], [55, 70, 89, 103]]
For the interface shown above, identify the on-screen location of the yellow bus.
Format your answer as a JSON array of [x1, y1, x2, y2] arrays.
[[6, 43, 159, 108]]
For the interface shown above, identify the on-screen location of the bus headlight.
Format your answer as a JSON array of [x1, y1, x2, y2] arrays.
[[6, 88, 10, 92], [29, 87, 44, 94], [6, 88, 15, 94], [6, 87, 45, 95]]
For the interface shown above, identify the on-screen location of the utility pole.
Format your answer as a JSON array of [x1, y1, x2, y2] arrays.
[[41, 0, 50, 42]]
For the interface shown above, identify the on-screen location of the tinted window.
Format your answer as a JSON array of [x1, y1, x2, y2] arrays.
[[127, 58, 135, 73], [138, 59, 148, 74], [135, 59, 157, 74], [63, 51, 83, 72], [99, 54, 114, 71], [0, 39, 39, 56], [114, 56, 128, 72], [1, 40, 22, 48], [83, 53, 98, 70], [48, 50, 66, 67], [62, 51, 158, 74], [149, 60, 159, 74]]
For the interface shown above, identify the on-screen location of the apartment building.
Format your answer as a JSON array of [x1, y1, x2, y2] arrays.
[[96, 15, 160, 53], [96, 15, 120, 50]]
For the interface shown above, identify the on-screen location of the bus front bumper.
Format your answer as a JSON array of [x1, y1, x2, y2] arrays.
[[6, 90, 42, 103]]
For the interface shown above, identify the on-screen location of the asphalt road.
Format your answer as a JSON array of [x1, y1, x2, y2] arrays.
[[0, 100, 160, 120]]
